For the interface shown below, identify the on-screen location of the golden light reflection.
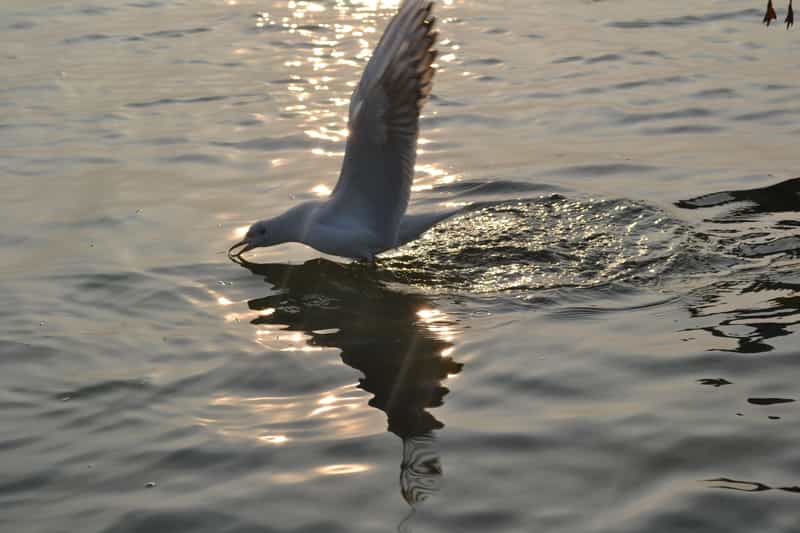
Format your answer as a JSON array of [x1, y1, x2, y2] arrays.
[[280, 346, 325, 352], [202, 384, 377, 445], [417, 308, 442, 321], [315, 464, 371, 475], [232, 225, 248, 239], [311, 184, 332, 196], [258, 435, 289, 444], [217, 297, 234, 306], [319, 394, 337, 405], [415, 307, 457, 342]]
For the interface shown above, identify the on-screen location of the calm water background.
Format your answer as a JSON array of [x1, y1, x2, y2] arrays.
[[2, 0, 800, 531]]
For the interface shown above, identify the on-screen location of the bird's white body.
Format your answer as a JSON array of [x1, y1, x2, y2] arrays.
[[255, 201, 459, 261], [230, 0, 456, 261]]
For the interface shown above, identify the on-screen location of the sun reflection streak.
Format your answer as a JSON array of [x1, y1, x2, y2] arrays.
[[316, 464, 371, 475], [258, 435, 289, 444], [202, 383, 378, 444], [311, 184, 332, 196]]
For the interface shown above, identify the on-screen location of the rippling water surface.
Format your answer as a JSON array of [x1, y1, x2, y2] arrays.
[[2, 0, 800, 531]]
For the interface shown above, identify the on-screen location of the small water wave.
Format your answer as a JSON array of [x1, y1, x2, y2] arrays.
[[385, 191, 685, 293], [608, 8, 760, 29]]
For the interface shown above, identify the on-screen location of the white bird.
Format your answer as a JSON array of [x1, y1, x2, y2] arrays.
[[229, 0, 459, 262]]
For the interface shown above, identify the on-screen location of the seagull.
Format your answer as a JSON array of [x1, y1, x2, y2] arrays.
[[229, 0, 460, 262]]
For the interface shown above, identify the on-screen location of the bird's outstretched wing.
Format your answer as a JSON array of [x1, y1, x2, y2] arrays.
[[326, 0, 437, 246]]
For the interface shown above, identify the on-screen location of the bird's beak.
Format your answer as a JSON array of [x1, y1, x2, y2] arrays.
[[228, 239, 253, 258]]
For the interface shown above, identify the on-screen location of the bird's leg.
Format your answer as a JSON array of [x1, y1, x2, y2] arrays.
[[765, 0, 777, 25], [787, 0, 794, 28]]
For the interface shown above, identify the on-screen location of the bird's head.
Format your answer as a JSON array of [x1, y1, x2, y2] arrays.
[[228, 202, 317, 258], [228, 220, 273, 258]]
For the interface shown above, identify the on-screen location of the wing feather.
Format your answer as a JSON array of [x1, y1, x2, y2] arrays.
[[326, 0, 438, 247]]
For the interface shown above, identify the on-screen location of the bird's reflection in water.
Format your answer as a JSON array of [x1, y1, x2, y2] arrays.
[[676, 176, 800, 353], [233, 257, 462, 506]]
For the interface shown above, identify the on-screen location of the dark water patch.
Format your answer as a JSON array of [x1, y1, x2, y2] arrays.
[[524, 33, 543, 39], [427, 94, 467, 107], [8, 21, 35, 30], [642, 124, 723, 135], [526, 91, 562, 99], [748, 397, 795, 405], [0, 436, 37, 452], [173, 58, 210, 65], [126, 95, 227, 108], [148, 445, 248, 472], [733, 108, 800, 122], [270, 78, 308, 85], [128, 0, 164, 7], [212, 134, 313, 151], [448, 431, 551, 452], [613, 75, 690, 91], [162, 153, 225, 165], [296, 23, 330, 32], [0, 232, 27, 247], [550, 163, 660, 177], [75, 5, 116, 16], [57, 379, 152, 402], [485, 372, 583, 398], [553, 55, 583, 64], [0, 341, 58, 365], [467, 57, 504, 66], [92, 413, 151, 434], [608, 8, 759, 29], [693, 87, 738, 99], [762, 83, 794, 91], [0, 472, 53, 496], [143, 27, 211, 39], [617, 107, 714, 125], [432, 509, 520, 530], [484, 27, 510, 35], [62, 33, 112, 45], [697, 378, 732, 387], [638, 49, 668, 58], [586, 53, 623, 64], [739, 236, 800, 258]]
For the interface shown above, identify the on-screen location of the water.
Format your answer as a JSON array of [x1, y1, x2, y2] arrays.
[[2, 0, 799, 531]]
